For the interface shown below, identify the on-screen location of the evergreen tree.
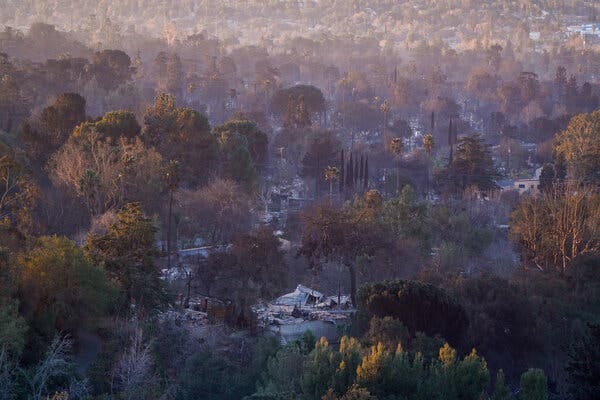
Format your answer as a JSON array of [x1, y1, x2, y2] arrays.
[[340, 150, 345, 193], [519, 369, 547, 400]]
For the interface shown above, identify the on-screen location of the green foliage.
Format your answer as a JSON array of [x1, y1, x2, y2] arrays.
[[493, 370, 513, 400], [431, 204, 495, 259], [18, 236, 116, 358], [302, 338, 337, 400], [0, 300, 27, 361], [143, 94, 217, 187], [177, 352, 240, 400], [364, 317, 410, 350], [271, 85, 326, 117], [566, 323, 600, 400], [72, 110, 140, 142], [217, 130, 258, 190], [84, 202, 166, 310], [519, 369, 547, 400], [449, 274, 536, 369], [259, 344, 305, 396], [439, 133, 500, 193], [214, 119, 268, 166], [39, 92, 87, 149], [357, 280, 468, 345], [211, 227, 287, 326], [380, 186, 431, 256]]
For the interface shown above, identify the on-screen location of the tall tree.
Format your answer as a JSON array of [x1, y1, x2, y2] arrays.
[[163, 160, 180, 269], [324, 166, 340, 200], [441, 134, 499, 193], [390, 138, 404, 194], [423, 134, 435, 199], [554, 110, 600, 185], [39, 93, 87, 150], [85, 203, 166, 310]]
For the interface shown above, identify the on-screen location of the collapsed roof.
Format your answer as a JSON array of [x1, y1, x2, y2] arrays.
[[274, 284, 324, 307]]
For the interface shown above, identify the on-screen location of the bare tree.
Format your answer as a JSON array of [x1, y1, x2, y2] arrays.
[[25, 336, 88, 400], [112, 327, 155, 400]]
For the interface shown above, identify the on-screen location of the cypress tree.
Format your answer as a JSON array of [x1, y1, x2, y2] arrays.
[[339, 149, 345, 193], [347, 153, 354, 190], [364, 156, 369, 189], [354, 156, 359, 186], [448, 118, 454, 165], [359, 155, 364, 187]]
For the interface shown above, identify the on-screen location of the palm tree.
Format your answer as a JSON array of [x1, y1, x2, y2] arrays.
[[390, 137, 404, 194], [423, 134, 435, 199], [164, 160, 180, 269], [324, 165, 340, 200]]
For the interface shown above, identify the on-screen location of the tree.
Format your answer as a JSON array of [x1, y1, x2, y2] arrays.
[[112, 326, 156, 400], [519, 369, 547, 400], [212, 227, 287, 326], [302, 338, 337, 400], [72, 110, 140, 142], [0, 299, 27, 361], [566, 323, 600, 400], [258, 345, 305, 397], [510, 186, 600, 272], [0, 155, 39, 233], [176, 179, 252, 245], [25, 336, 87, 400], [86, 49, 133, 92], [163, 160, 180, 269], [440, 134, 499, 193], [492, 370, 512, 400], [299, 200, 382, 307], [324, 166, 340, 200], [302, 133, 340, 197], [0, 75, 28, 132], [357, 280, 468, 345], [390, 137, 404, 194], [143, 94, 217, 187], [423, 134, 435, 198], [217, 130, 258, 190], [39, 93, 87, 150], [271, 85, 326, 120], [214, 119, 269, 166], [283, 95, 312, 129], [84, 203, 166, 310], [165, 52, 184, 96], [49, 128, 163, 216], [177, 351, 237, 400], [18, 236, 115, 355], [538, 164, 556, 194], [380, 100, 391, 149], [554, 110, 600, 185]]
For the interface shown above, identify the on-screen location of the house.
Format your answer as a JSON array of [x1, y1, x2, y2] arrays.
[[512, 167, 543, 195], [275, 285, 324, 307]]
